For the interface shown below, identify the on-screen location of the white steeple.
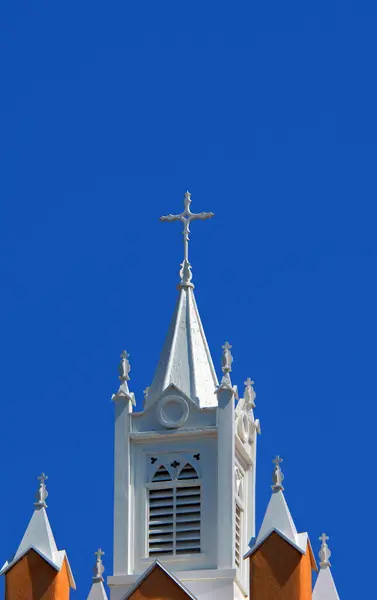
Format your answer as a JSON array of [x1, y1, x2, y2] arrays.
[[312, 534, 340, 600], [110, 193, 258, 600], [146, 191, 218, 408], [0, 474, 75, 588], [87, 549, 108, 600], [246, 457, 309, 556]]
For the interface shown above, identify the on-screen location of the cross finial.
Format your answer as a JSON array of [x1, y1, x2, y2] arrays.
[[244, 377, 256, 408], [221, 341, 233, 373], [34, 473, 48, 508], [160, 191, 214, 287], [118, 350, 131, 382], [271, 456, 284, 492], [318, 533, 331, 568], [143, 386, 150, 405], [93, 548, 105, 582]]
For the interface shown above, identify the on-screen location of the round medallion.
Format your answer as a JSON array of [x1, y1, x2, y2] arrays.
[[157, 395, 189, 429], [238, 412, 250, 442]]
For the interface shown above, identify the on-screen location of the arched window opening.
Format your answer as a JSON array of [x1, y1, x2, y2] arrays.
[[177, 463, 198, 480], [151, 465, 172, 482], [148, 461, 201, 557]]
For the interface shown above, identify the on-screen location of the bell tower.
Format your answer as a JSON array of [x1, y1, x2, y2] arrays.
[[108, 193, 260, 600]]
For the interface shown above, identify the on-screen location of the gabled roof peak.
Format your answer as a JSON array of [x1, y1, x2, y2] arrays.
[[120, 560, 199, 600]]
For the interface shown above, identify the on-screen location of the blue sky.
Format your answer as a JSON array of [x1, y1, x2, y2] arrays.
[[0, 1, 376, 598]]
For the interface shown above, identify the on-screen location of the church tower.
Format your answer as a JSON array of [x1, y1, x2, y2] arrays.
[[108, 192, 260, 600]]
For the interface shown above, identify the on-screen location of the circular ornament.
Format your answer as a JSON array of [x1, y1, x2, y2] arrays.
[[238, 412, 250, 442], [157, 395, 189, 429]]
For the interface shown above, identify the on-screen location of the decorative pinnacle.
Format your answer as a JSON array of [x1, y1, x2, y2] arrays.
[[34, 473, 48, 508], [319, 533, 331, 568], [271, 456, 284, 492], [244, 377, 256, 408], [143, 386, 150, 405], [221, 341, 233, 374], [93, 548, 105, 582], [160, 191, 214, 287], [118, 350, 131, 382]]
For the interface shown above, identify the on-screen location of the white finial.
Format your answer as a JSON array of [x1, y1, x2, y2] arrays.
[[93, 548, 105, 582], [319, 533, 331, 568], [143, 386, 150, 405], [34, 473, 48, 508], [160, 191, 214, 287], [271, 456, 284, 492], [244, 377, 256, 409], [118, 350, 131, 382], [221, 341, 233, 374]]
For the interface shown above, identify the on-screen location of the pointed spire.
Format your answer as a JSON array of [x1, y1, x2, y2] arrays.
[[313, 534, 340, 600], [86, 549, 108, 600], [147, 285, 218, 408], [272, 455, 284, 492], [147, 193, 218, 408], [160, 190, 214, 288], [246, 456, 310, 557], [14, 473, 57, 561], [318, 533, 331, 568], [34, 473, 48, 508], [0, 474, 76, 590]]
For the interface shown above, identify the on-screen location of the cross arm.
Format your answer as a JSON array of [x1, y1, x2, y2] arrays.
[[159, 214, 181, 222], [191, 211, 215, 220]]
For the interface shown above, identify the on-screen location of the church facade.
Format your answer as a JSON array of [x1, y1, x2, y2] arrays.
[[0, 192, 340, 600]]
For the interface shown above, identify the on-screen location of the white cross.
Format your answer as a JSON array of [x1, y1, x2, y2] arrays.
[[272, 456, 283, 467], [319, 533, 329, 544], [160, 191, 214, 284], [244, 377, 254, 387], [95, 548, 105, 558], [38, 473, 48, 484], [222, 341, 232, 352]]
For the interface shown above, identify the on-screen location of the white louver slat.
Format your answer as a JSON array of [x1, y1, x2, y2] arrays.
[[148, 462, 201, 557]]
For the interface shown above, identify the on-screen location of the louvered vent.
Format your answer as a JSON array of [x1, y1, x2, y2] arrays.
[[149, 466, 173, 556], [148, 462, 201, 557], [235, 503, 242, 568]]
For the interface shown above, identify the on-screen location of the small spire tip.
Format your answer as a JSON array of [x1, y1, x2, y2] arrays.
[[271, 456, 284, 492], [319, 533, 331, 568], [34, 473, 48, 508], [93, 548, 105, 582]]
